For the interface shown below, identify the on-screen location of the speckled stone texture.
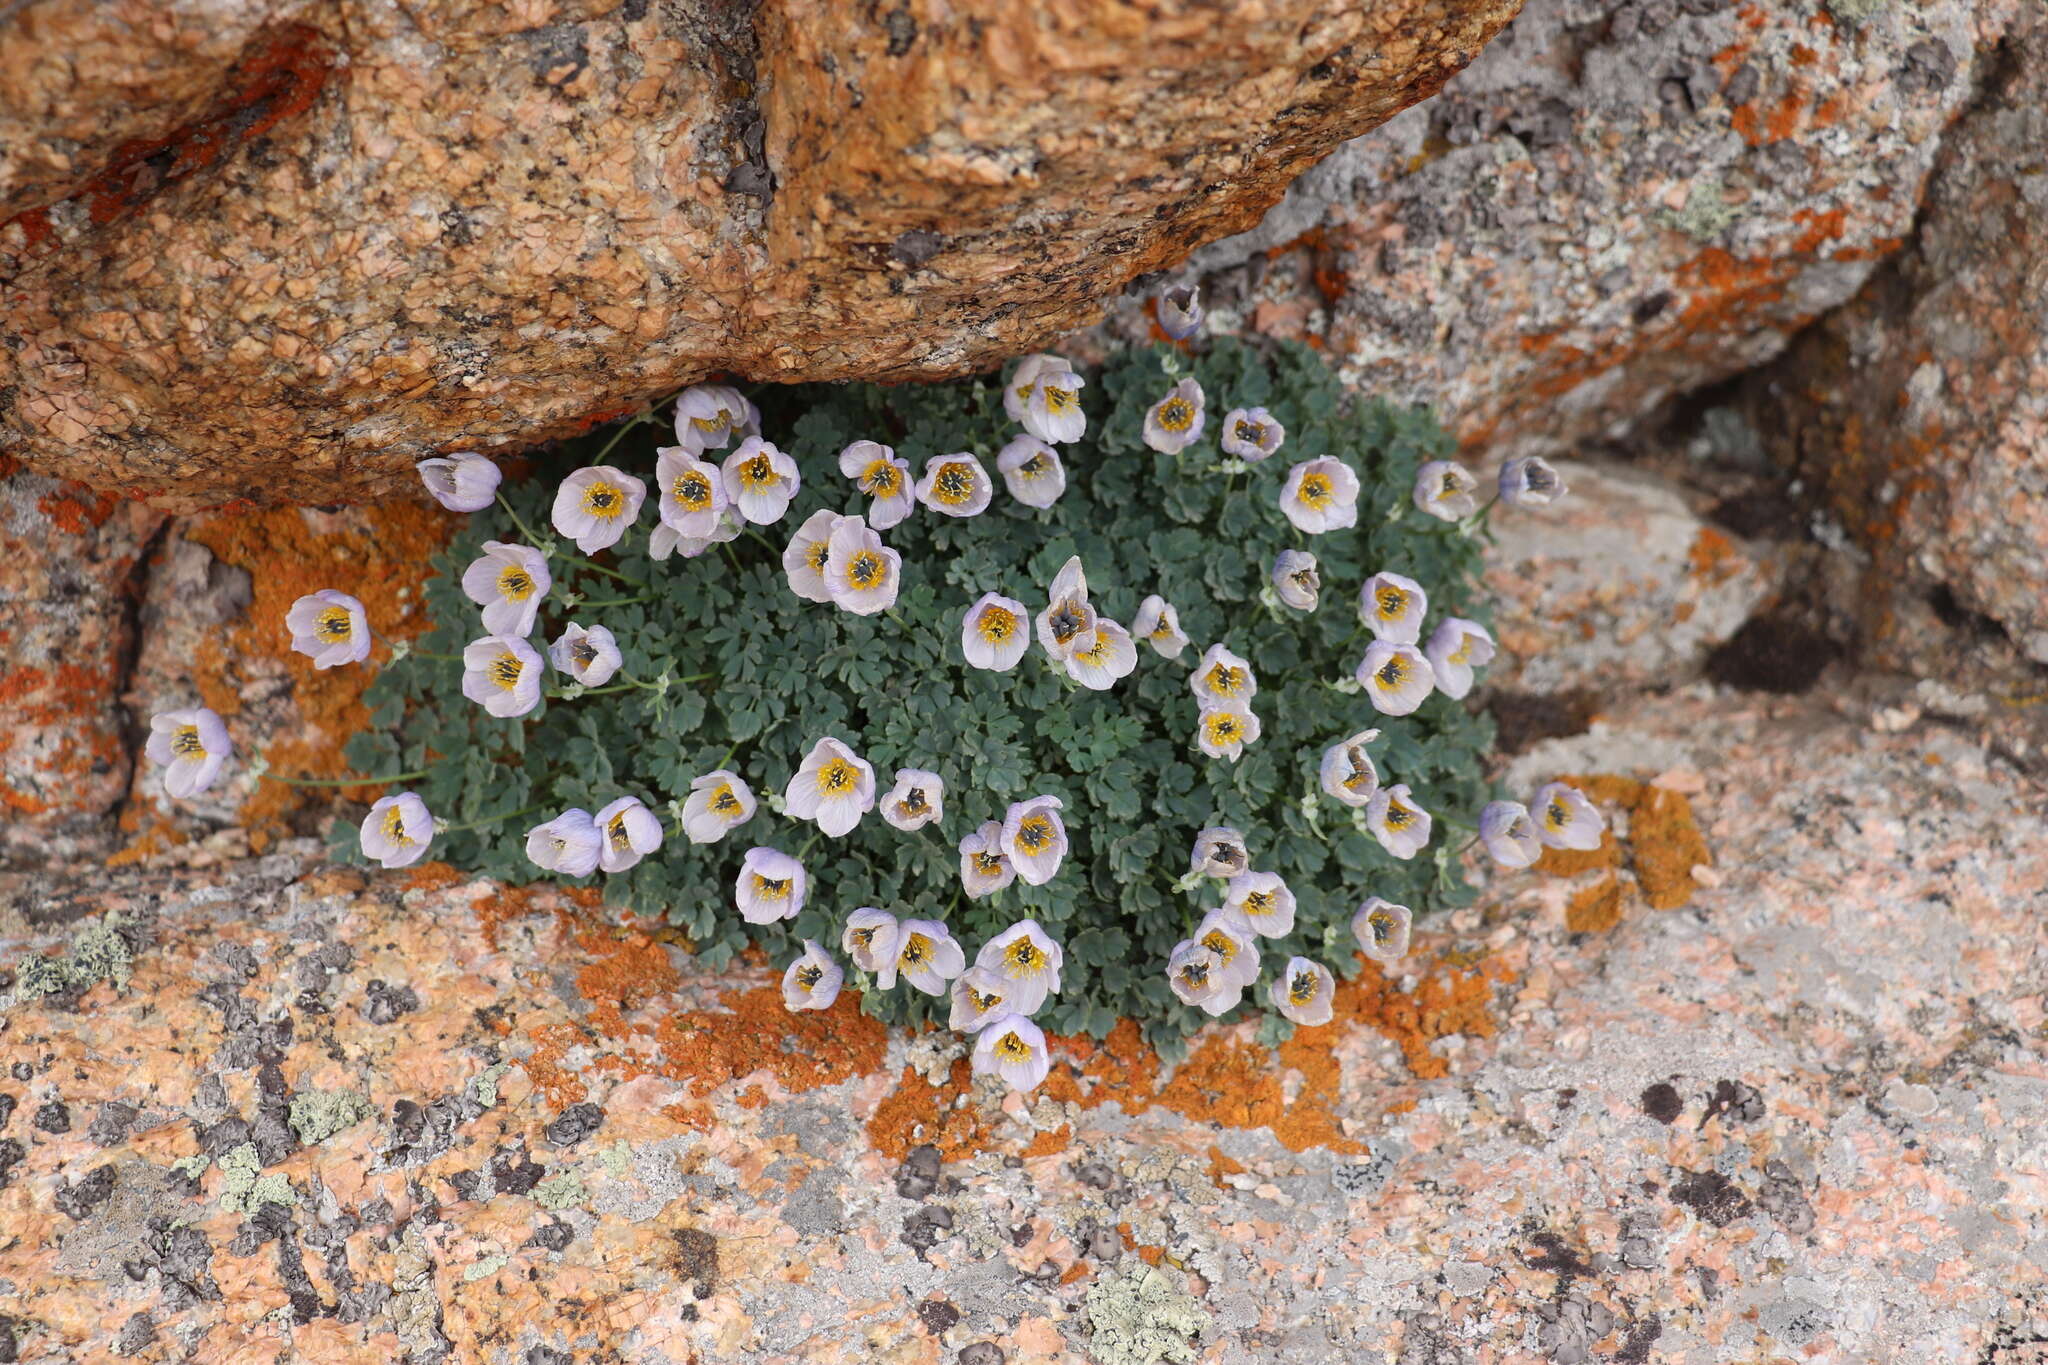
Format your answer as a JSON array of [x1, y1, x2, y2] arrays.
[[0, 0, 1519, 505], [3, 686, 2044, 1363]]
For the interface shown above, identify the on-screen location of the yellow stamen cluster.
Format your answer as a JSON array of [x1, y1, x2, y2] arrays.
[[317, 607, 353, 640], [171, 726, 205, 757], [583, 481, 623, 515]]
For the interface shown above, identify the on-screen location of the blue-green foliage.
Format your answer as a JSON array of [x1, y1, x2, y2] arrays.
[[340, 339, 1494, 1048]]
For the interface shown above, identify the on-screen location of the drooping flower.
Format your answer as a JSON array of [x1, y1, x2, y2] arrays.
[[1166, 940, 1240, 1016], [1194, 910, 1261, 991], [673, 384, 751, 454], [721, 437, 801, 525], [1021, 366, 1087, 446], [996, 435, 1066, 509], [784, 736, 877, 837], [1413, 460, 1480, 522], [1353, 898, 1413, 965], [461, 635, 544, 718], [1279, 456, 1360, 533], [1101, 600, 1170, 668], [1499, 456, 1568, 509], [1065, 618, 1139, 690], [525, 808, 602, 877], [552, 466, 646, 553], [1272, 957, 1335, 1027], [549, 622, 622, 687], [1190, 642, 1257, 709], [1035, 556, 1096, 662], [842, 908, 899, 973], [648, 511, 741, 561], [960, 821, 1017, 898], [1004, 353, 1068, 425], [971, 1013, 1053, 1092], [146, 707, 231, 798], [975, 919, 1063, 1014], [1143, 378, 1207, 454], [1000, 795, 1069, 886], [416, 452, 500, 512], [781, 509, 845, 604], [880, 768, 945, 831], [594, 795, 663, 873], [837, 440, 914, 530], [962, 591, 1031, 671], [680, 769, 755, 843], [1272, 550, 1319, 611], [1425, 618, 1496, 700], [914, 452, 993, 518], [1356, 640, 1435, 716], [1223, 871, 1296, 938], [1533, 781, 1605, 850], [1197, 705, 1260, 761], [781, 940, 844, 1012], [1479, 800, 1542, 868], [1220, 406, 1285, 462], [1155, 283, 1203, 340], [736, 846, 807, 924], [1318, 729, 1382, 808], [284, 589, 372, 669], [1189, 826, 1249, 879], [359, 792, 434, 869], [1366, 783, 1432, 860], [879, 919, 965, 995], [460, 542, 550, 638], [1360, 571, 1429, 645], [655, 446, 732, 540], [823, 515, 901, 616], [949, 966, 1014, 1033]]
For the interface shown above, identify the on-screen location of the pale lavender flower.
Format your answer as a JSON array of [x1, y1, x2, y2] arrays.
[[971, 1013, 1052, 1091], [1533, 781, 1605, 851], [1413, 460, 1480, 522], [285, 589, 371, 669], [1279, 456, 1360, 533], [782, 509, 845, 604], [1479, 800, 1541, 868], [1000, 795, 1069, 886], [655, 446, 731, 539], [1194, 910, 1260, 991], [1353, 898, 1413, 965], [549, 622, 621, 687], [959, 821, 1017, 899], [1425, 618, 1496, 700], [1156, 283, 1204, 340], [784, 736, 877, 837], [1318, 729, 1382, 808], [975, 918, 1063, 1015], [1190, 642, 1257, 709], [1005, 353, 1068, 425], [1197, 705, 1260, 761], [962, 591, 1031, 671], [461, 542, 550, 637], [914, 452, 993, 518], [880, 768, 945, 831], [823, 515, 901, 616], [1272, 550, 1319, 610], [359, 792, 433, 869], [736, 846, 807, 924], [551, 466, 646, 553], [1220, 406, 1284, 461], [1167, 939, 1240, 1017], [842, 908, 899, 973], [594, 795, 662, 873], [722, 437, 801, 525], [1022, 367, 1087, 445], [949, 966, 1014, 1032], [417, 452, 501, 512], [837, 440, 914, 530], [1359, 571, 1428, 645], [146, 707, 231, 798], [878, 919, 964, 995], [1366, 783, 1432, 860], [680, 769, 754, 844], [781, 940, 844, 1012], [461, 635, 544, 718], [1499, 456, 1568, 509], [1035, 556, 1096, 662], [1189, 826, 1248, 879], [673, 384, 750, 454], [525, 808, 602, 877], [1356, 640, 1435, 716], [997, 434, 1066, 508], [1132, 595, 1190, 658], [1064, 618, 1138, 690], [1223, 871, 1295, 939], [1272, 957, 1335, 1027], [1142, 378, 1206, 454]]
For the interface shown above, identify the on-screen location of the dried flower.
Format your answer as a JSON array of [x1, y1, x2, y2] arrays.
[[1359, 571, 1428, 645], [1190, 642, 1257, 709], [881, 768, 945, 831], [781, 940, 844, 1012], [1197, 704, 1260, 761], [837, 440, 914, 530], [1318, 728, 1382, 808], [1000, 795, 1069, 886], [1132, 595, 1191, 658], [1035, 556, 1097, 662], [146, 707, 231, 798], [736, 846, 807, 924], [960, 821, 1017, 898], [461, 635, 544, 718], [879, 919, 964, 995], [842, 908, 899, 973], [1220, 406, 1285, 461], [1356, 640, 1435, 716], [1424, 618, 1495, 700], [1499, 456, 1568, 509], [360, 792, 434, 869], [823, 515, 901, 616], [461, 542, 550, 638], [552, 466, 646, 553], [962, 591, 1031, 671], [1353, 897, 1413, 964], [971, 1013, 1052, 1091], [1413, 460, 1480, 522], [595, 795, 663, 873], [914, 452, 993, 518], [1155, 283, 1203, 340], [1143, 378, 1207, 454], [655, 446, 732, 539], [1223, 871, 1296, 938], [1533, 781, 1604, 850], [1272, 550, 1319, 610], [784, 736, 877, 837], [1064, 618, 1139, 690], [1189, 826, 1249, 879], [722, 437, 801, 525], [680, 769, 755, 844], [417, 452, 501, 512], [285, 589, 372, 669], [1479, 800, 1541, 868], [525, 808, 602, 877], [1279, 456, 1360, 533], [548, 622, 622, 687], [975, 919, 1063, 1014], [997, 435, 1066, 508], [1365, 783, 1432, 860], [1272, 957, 1334, 1027]]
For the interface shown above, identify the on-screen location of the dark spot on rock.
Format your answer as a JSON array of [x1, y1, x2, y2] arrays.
[[518, 23, 588, 87], [1075, 1218, 1120, 1261], [526, 1348, 572, 1365], [0, 1095, 13, 1128], [32, 1099, 70, 1133], [1896, 38, 1955, 96], [114, 1313, 155, 1357], [1721, 61, 1760, 107], [144, 1221, 222, 1310], [545, 1102, 603, 1148], [0, 1316, 16, 1363], [212, 942, 260, 978], [1484, 688, 1601, 756], [1708, 488, 1802, 540], [1614, 1314, 1662, 1364], [1704, 612, 1838, 693], [890, 229, 943, 268], [529, 1217, 574, 1252], [11, 1063, 33, 1083], [361, 979, 419, 1024], [959, 1345, 1006, 1365], [0, 1139, 20, 1189], [620, 0, 648, 19], [200, 1115, 253, 1157], [1757, 1160, 1815, 1235], [491, 1144, 545, 1197], [56, 1163, 117, 1219], [89, 1101, 138, 1146], [1010, 1220, 1035, 1247], [1071, 1159, 1117, 1190], [895, 1143, 941, 1200], [1669, 1168, 1752, 1227], [1701, 1078, 1765, 1126], [884, 5, 917, 57], [673, 1227, 718, 1297], [447, 1168, 483, 1202], [1639, 1082, 1683, 1124], [917, 1299, 962, 1335], [724, 162, 774, 197], [901, 1205, 954, 1258], [1521, 1229, 1593, 1280], [1631, 290, 1673, 325]]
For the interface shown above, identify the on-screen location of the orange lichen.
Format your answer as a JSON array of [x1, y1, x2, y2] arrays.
[[1537, 775, 1712, 913], [36, 488, 120, 535], [1206, 1145, 1247, 1189], [866, 1061, 998, 1162], [1687, 527, 1744, 585], [1022, 1126, 1072, 1159], [1566, 874, 1625, 934]]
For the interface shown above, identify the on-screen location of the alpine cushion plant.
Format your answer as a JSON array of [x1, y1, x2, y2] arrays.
[[335, 338, 1500, 1050]]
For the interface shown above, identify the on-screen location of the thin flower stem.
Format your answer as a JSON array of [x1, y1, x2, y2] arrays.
[[262, 769, 433, 787], [560, 553, 640, 587], [714, 742, 740, 772], [795, 828, 822, 861], [494, 492, 548, 548], [589, 410, 649, 466], [575, 595, 652, 609], [440, 802, 546, 835], [742, 528, 779, 556]]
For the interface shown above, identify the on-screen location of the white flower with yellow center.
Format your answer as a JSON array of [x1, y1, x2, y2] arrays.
[[1023, 368, 1088, 445], [1272, 550, 1319, 611], [1223, 871, 1295, 938], [1533, 781, 1605, 850], [1499, 456, 1568, 509], [460, 542, 550, 638], [914, 452, 993, 518], [1194, 909, 1260, 991], [1360, 572, 1428, 644], [1065, 618, 1138, 690], [1272, 957, 1335, 1027], [962, 591, 1031, 671], [784, 736, 876, 837], [146, 707, 231, 798], [655, 446, 731, 539], [1000, 795, 1069, 885], [1156, 283, 1204, 340], [1413, 460, 1480, 522], [649, 511, 741, 561], [837, 440, 915, 530], [594, 795, 663, 873], [1004, 353, 1068, 424], [1132, 595, 1190, 658], [824, 515, 901, 616], [1479, 800, 1541, 868], [673, 383, 751, 454], [880, 768, 945, 831], [781, 940, 843, 1013], [1318, 728, 1382, 808], [1365, 783, 1431, 860], [1197, 705, 1260, 761], [460, 635, 544, 717], [359, 791, 434, 869], [975, 918, 1063, 1014], [1190, 642, 1257, 709], [1167, 940, 1239, 1016], [971, 1013, 1053, 1092], [416, 452, 501, 512], [997, 435, 1066, 509], [842, 908, 899, 973], [1035, 556, 1096, 662], [552, 466, 646, 553], [284, 589, 371, 669], [1142, 377, 1206, 454], [782, 509, 846, 604], [1425, 617, 1496, 700], [680, 769, 755, 844], [525, 808, 602, 877], [1353, 898, 1413, 965], [1280, 456, 1360, 533], [736, 846, 807, 924], [1189, 825, 1248, 879], [1356, 640, 1435, 716], [722, 437, 801, 525], [959, 821, 1017, 898], [1220, 406, 1285, 462], [949, 966, 1013, 1032], [879, 919, 964, 995], [548, 622, 622, 687]]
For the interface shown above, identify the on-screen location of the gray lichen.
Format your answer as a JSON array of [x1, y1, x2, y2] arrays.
[[1083, 1263, 1208, 1365], [1661, 180, 1743, 243]]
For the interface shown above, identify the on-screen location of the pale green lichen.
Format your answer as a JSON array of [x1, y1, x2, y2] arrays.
[[1661, 180, 1743, 243], [11, 914, 136, 1002], [1825, 0, 1888, 23], [533, 1172, 586, 1210], [599, 1140, 632, 1177], [462, 1254, 508, 1282], [288, 1090, 372, 1145], [172, 1154, 212, 1180], [218, 1143, 297, 1215], [1083, 1263, 1208, 1365], [470, 1061, 511, 1109]]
